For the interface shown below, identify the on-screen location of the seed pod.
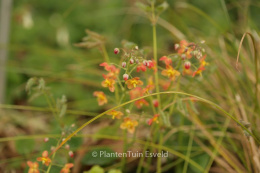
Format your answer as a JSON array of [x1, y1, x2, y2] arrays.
[[130, 58, 134, 64]]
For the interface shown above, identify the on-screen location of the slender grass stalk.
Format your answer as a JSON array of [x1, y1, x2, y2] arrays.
[[236, 32, 259, 113], [182, 123, 194, 173], [151, 2, 161, 110], [156, 130, 163, 173]]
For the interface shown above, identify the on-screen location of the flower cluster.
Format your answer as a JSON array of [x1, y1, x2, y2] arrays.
[[93, 40, 207, 134], [27, 150, 74, 173]]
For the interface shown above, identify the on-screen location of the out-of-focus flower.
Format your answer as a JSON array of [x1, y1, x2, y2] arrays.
[[101, 78, 115, 92], [160, 56, 172, 66], [136, 64, 147, 72], [125, 77, 143, 89], [107, 110, 123, 119], [100, 62, 119, 79], [135, 99, 149, 109], [177, 40, 194, 59], [142, 84, 154, 94], [37, 151, 51, 166], [93, 91, 107, 106], [129, 87, 143, 99], [192, 55, 208, 77], [159, 80, 171, 90], [184, 61, 191, 69], [120, 118, 138, 134], [153, 100, 159, 107], [161, 65, 180, 81], [27, 161, 39, 173], [60, 163, 74, 173], [147, 114, 160, 126]]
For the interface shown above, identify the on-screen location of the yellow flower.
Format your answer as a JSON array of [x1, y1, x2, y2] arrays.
[[27, 161, 39, 173], [93, 91, 107, 106], [147, 114, 160, 126], [125, 77, 143, 89], [120, 117, 138, 134], [101, 78, 115, 92], [107, 110, 123, 119], [36, 151, 51, 166], [161, 65, 180, 81], [60, 163, 74, 173]]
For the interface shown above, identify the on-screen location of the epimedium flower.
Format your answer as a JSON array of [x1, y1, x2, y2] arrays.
[[101, 77, 115, 92], [177, 40, 194, 59], [161, 65, 180, 81], [60, 163, 74, 173], [159, 56, 172, 66], [192, 55, 208, 77], [125, 77, 143, 89], [93, 91, 107, 106], [147, 114, 160, 126], [136, 64, 147, 72], [129, 87, 143, 99], [27, 161, 39, 173], [100, 62, 119, 79], [120, 117, 138, 134], [107, 110, 123, 119], [135, 99, 149, 109], [37, 150, 51, 166]]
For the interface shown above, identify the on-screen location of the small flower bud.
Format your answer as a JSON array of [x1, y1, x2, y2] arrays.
[[184, 61, 191, 69], [114, 48, 120, 54], [181, 54, 186, 60], [126, 109, 130, 113], [65, 144, 70, 150], [130, 58, 134, 64], [153, 100, 159, 107], [135, 59, 139, 64], [134, 46, 139, 50], [62, 138, 66, 142], [69, 151, 74, 158], [44, 137, 49, 143], [122, 62, 126, 68], [123, 74, 129, 81], [200, 40, 205, 44], [71, 124, 75, 128], [174, 44, 180, 50], [143, 60, 148, 66]]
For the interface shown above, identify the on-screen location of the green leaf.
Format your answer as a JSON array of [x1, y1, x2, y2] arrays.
[[15, 139, 35, 154], [84, 165, 104, 173], [81, 147, 117, 166], [156, 1, 169, 13]]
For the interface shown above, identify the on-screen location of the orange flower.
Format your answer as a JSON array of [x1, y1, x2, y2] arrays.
[[101, 78, 115, 92], [125, 77, 143, 89], [142, 84, 154, 94], [182, 68, 193, 76], [136, 64, 147, 72], [135, 99, 149, 109], [160, 56, 172, 66], [161, 65, 180, 81], [60, 163, 74, 173], [192, 55, 208, 77], [100, 62, 120, 79], [107, 110, 123, 119], [129, 87, 143, 99], [177, 40, 194, 59], [93, 91, 107, 106], [37, 151, 51, 166], [27, 161, 39, 173], [120, 118, 138, 134], [147, 114, 160, 126], [192, 66, 205, 77]]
